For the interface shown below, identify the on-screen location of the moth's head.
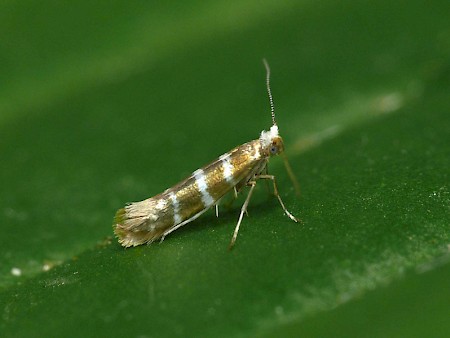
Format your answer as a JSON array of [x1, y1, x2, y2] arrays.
[[260, 124, 284, 157]]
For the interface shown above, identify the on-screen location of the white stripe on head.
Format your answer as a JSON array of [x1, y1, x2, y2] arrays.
[[260, 124, 279, 149]]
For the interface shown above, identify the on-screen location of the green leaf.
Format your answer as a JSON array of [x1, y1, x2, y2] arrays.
[[1, 0, 449, 337]]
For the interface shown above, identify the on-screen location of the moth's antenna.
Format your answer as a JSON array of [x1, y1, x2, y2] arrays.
[[263, 59, 301, 197], [263, 58, 277, 126], [282, 153, 301, 197]]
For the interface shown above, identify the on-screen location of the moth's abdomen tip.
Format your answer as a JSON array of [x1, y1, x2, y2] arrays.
[[114, 224, 143, 248], [113, 206, 163, 248], [113, 207, 134, 247]]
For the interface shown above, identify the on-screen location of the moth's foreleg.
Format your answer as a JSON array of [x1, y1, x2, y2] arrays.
[[257, 174, 299, 223]]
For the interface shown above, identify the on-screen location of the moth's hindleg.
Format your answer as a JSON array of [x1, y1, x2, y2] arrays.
[[229, 181, 257, 250]]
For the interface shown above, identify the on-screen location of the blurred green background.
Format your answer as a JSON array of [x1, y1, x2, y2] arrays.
[[1, 0, 449, 337]]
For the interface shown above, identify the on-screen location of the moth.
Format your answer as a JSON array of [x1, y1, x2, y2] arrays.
[[114, 60, 299, 249]]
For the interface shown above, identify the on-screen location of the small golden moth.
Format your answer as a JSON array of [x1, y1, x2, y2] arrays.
[[114, 60, 299, 249]]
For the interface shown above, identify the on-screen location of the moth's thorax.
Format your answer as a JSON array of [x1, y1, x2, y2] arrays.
[[259, 124, 285, 157]]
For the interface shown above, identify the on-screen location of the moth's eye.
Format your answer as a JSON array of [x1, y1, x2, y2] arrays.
[[270, 145, 278, 154]]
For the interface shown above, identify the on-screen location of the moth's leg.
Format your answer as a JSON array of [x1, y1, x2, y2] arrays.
[[160, 208, 209, 242], [257, 174, 298, 223], [229, 180, 257, 250], [262, 164, 271, 195], [223, 186, 239, 210]]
